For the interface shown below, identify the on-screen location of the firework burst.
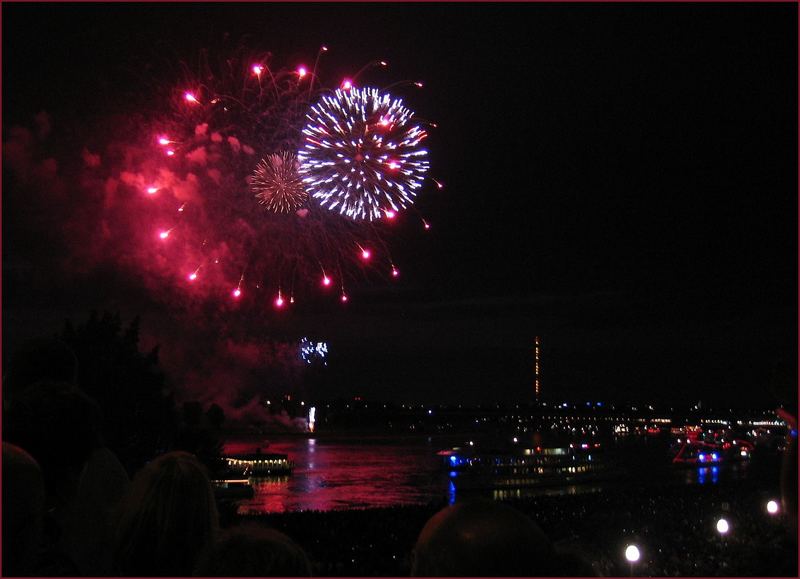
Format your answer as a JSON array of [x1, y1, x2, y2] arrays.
[[299, 87, 430, 220], [251, 152, 307, 213], [101, 46, 438, 309]]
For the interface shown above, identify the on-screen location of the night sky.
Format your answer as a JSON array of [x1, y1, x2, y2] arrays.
[[3, 3, 797, 408]]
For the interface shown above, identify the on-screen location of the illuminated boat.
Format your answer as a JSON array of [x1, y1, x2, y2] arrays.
[[439, 443, 613, 489], [670, 438, 753, 465], [224, 452, 294, 476], [211, 478, 255, 499]]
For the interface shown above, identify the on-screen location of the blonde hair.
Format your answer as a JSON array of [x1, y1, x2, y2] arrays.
[[114, 451, 218, 575]]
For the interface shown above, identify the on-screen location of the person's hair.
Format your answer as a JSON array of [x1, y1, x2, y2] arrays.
[[3, 381, 103, 504], [2, 443, 46, 576], [195, 524, 312, 577], [113, 451, 219, 576], [411, 499, 559, 577]]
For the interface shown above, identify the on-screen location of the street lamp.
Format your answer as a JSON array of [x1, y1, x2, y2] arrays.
[[767, 500, 779, 515], [625, 544, 640, 576], [716, 518, 730, 535]]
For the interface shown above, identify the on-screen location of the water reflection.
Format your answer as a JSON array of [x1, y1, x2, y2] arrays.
[[228, 437, 444, 514], [225, 436, 752, 514], [696, 466, 720, 485]]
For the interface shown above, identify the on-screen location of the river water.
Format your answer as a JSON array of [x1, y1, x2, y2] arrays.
[[223, 434, 759, 514]]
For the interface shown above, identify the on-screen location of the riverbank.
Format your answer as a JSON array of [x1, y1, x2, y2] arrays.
[[232, 480, 795, 577]]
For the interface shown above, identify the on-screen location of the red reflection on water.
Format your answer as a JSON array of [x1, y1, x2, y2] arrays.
[[224, 437, 443, 514]]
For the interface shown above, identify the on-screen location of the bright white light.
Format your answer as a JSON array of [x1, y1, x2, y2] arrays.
[[308, 406, 316, 433], [767, 500, 779, 514], [625, 545, 640, 563], [716, 518, 729, 534]]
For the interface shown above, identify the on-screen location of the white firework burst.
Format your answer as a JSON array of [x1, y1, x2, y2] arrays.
[[298, 87, 430, 221]]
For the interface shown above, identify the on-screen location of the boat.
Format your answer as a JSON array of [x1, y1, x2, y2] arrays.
[[670, 438, 753, 466], [439, 442, 616, 489], [223, 450, 294, 476], [211, 478, 255, 499]]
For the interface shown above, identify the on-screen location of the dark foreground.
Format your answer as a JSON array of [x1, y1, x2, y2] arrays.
[[232, 480, 796, 577]]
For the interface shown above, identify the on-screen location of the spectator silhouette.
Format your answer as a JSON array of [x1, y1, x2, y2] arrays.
[[4, 381, 103, 508], [411, 499, 562, 576], [3, 443, 46, 576], [4, 339, 131, 574], [195, 524, 312, 577], [113, 451, 219, 576]]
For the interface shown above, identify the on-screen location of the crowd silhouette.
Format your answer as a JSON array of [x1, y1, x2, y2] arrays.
[[2, 324, 796, 576]]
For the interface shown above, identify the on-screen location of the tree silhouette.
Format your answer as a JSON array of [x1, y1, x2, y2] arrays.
[[61, 311, 178, 475]]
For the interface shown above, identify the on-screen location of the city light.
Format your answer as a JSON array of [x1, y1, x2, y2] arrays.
[[625, 544, 640, 563], [767, 500, 779, 515], [716, 518, 730, 534]]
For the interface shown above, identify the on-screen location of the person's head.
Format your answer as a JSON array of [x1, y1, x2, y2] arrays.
[[195, 525, 312, 577], [3, 381, 102, 505], [4, 337, 78, 401], [114, 451, 219, 576], [411, 499, 558, 576], [2, 443, 46, 576]]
